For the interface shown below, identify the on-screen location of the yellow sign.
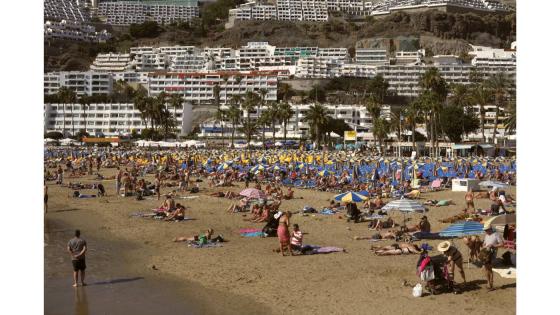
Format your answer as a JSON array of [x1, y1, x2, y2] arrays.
[[344, 131, 357, 141]]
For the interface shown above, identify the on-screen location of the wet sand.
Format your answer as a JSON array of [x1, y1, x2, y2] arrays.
[[45, 169, 516, 315]]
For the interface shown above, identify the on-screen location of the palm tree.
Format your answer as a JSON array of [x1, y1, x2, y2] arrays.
[[133, 91, 149, 130], [168, 94, 184, 137], [389, 107, 404, 157], [239, 119, 258, 146], [504, 101, 516, 136], [57, 87, 77, 137], [222, 75, 229, 105], [257, 88, 268, 149], [214, 108, 226, 146], [278, 102, 295, 143], [487, 72, 512, 144], [366, 100, 382, 149], [373, 117, 390, 155], [448, 83, 473, 139], [419, 67, 448, 157], [265, 102, 280, 144], [78, 95, 90, 137], [226, 104, 242, 147], [470, 82, 492, 143], [303, 104, 328, 147], [405, 99, 423, 153]]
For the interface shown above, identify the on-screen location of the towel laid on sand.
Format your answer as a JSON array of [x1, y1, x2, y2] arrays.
[[187, 241, 223, 248], [493, 267, 516, 279], [241, 231, 265, 237]]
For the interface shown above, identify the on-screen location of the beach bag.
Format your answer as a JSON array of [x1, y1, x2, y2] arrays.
[[420, 266, 435, 281], [412, 284, 423, 297]]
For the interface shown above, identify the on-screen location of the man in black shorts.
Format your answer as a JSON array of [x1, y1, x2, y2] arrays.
[[67, 229, 87, 287]]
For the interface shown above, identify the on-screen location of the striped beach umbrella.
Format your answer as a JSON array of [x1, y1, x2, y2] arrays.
[[334, 191, 369, 203], [382, 199, 425, 213], [439, 221, 484, 237]]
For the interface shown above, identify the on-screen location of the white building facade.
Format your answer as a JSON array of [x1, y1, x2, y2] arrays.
[[44, 72, 113, 96], [44, 102, 193, 137], [44, 20, 111, 43]]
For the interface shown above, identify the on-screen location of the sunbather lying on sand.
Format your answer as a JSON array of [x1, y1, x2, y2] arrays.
[[209, 191, 239, 199], [173, 229, 224, 243], [354, 229, 404, 240], [371, 243, 422, 255], [404, 190, 421, 199]]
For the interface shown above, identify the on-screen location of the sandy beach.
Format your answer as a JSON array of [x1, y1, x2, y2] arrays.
[[45, 168, 516, 315]]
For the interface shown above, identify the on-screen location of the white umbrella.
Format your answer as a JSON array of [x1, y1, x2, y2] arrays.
[[382, 199, 426, 213]]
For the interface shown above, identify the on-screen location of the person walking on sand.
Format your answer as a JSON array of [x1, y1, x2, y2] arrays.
[[482, 226, 504, 291], [44, 183, 49, 214], [67, 230, 87, 287], [116, 167, 123, 197]]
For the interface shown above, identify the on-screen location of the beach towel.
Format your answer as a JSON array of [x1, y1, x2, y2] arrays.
[[239, 228, 261, 234], [362, 214, 385, 221], [187, 241, 223, 248], [241, 232, 265, 237], [301, 245, 345, 255], [320, 209, 337, 215], [492, 267, 516, 279]]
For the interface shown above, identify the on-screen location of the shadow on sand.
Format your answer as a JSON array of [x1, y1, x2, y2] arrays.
[[89, 277, 144, 286]]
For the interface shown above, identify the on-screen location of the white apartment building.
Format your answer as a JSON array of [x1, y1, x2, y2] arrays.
[[317, 48, 349, 60], [44, 0, 90, 22], [394, 50, 423, 65], [198, 103, 391, 139], [469, 45, 516, 68], [369, 0, 510, 16], [44, 72, 113, 96], [295, 57, 344, 78], [44, 102, 193, 137], [147, 70, 279, 105], [133, 53, 169, 71], [252, 4, 279, 20], [44, 20, 111, 43], [169, 55, 207, 71], [339, 63, 377, 78], [98, 1, 199, 25], [355, 48, 388, 65], [90, 53, 134, 72], [112, 72, 150, 84]]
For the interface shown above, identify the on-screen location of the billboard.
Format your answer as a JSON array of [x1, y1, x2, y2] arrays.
[[344, 130, 357, 141]]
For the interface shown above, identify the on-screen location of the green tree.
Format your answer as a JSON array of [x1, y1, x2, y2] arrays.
[[487, 72, 513, 144], [78, 95, 91, 135], [419, 67, 448, 157], [470, 82, 492, 143], [439, 106, 480, 143], [278, 102, 295, 143], [214, 107, 226, 145], [303, 104, 328, 146], [168, 94, 184, 136], [226, 101, 242, 147], [57, 87, 77, 136]]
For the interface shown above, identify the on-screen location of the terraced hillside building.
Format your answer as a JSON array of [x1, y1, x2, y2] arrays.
[[97, 0, 199, 25], [369, 0, 510, 16]]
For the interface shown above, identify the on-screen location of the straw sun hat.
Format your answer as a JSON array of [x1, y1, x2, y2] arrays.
[[437, 241, 452, 253]]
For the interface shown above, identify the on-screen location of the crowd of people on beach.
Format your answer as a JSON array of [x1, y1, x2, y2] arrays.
[[45, 146, 516, 295]]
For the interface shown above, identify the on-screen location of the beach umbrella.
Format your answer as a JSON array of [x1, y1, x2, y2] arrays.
[[334, 191, 369, 203], [217, 163, 229, 171], [239, 188, 266, 199], [484, 214, 516, 229], [439, 221, 484, 237], [318, 170, 331, 176], [382, 199, 425, 213], [250, 165, 265, 173], [479, 181, 508, 189]]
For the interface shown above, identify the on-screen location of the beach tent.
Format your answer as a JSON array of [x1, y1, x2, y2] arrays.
[[439, 221, 484, 237]]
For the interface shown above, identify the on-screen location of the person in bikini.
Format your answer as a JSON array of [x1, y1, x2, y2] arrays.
[[465, 189, 475, 212]]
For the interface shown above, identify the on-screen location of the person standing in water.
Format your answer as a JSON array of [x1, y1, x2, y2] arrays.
[[67, 230, 87, 287]]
